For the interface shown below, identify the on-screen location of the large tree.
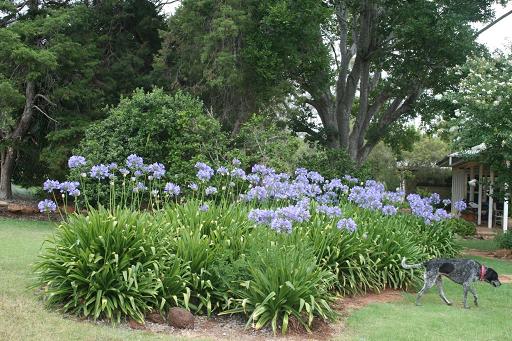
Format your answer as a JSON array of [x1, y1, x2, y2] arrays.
[[0, 0, 165, 199], [159, 0, 507, 164]]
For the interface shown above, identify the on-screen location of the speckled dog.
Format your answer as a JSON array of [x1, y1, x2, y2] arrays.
[[402, 258, 501, 309]]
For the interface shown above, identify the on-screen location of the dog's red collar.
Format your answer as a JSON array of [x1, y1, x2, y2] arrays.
[[480, 265, 487, 281]]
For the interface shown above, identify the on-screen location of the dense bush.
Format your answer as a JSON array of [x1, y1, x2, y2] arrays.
[[496, 231, 512, 250], [35, 156, 459, 334], [443, 218, 476, 237], [75, 88, 228, 185]]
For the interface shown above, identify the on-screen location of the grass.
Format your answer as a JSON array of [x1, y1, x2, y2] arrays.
[[0, 218, 195, 341], [1, 217, 511, 341], [343, 256, 512, 341], [457, 238, 498, 252]]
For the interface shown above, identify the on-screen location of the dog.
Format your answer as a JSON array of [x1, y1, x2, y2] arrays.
[[402, 258, 501, 309]]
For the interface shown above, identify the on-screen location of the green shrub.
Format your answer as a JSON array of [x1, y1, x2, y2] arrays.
[[442, 218, 476, 237], [33, 208, 188, 323], [75, 88, 228, 185], [496, 231, 512, 249], [299, 147, 358, 180], [224, 231, 337, 335]]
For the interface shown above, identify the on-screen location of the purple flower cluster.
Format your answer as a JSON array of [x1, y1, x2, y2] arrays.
[[68, 155, 86, 169], [147, 163, 166, 179], [164, 182, 180, 196], [38, 199, 57, 213], [126, 154, 144, 170], [407, 193, 452, 224], [453, 200, 467, 212], [205, 186, 218, 196], [43, 179, 61, 193], [316, 205, 342, 217], [195, 162, 214, 182], [248, 200, 311, 233], [59, 181, 80, 197], [337, 218, 357, 232], [90, 164, 110, 180]]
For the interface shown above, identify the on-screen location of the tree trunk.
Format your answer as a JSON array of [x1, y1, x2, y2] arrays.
[[0, 81, 36, 200], [0, 147, 14, 200]]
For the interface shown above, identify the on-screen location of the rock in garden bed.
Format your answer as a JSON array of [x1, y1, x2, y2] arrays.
[[167, 307, 194, 329]]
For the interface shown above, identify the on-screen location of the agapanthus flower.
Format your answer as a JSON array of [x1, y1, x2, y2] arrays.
[[164, 182, 180, 196], [442, 199, 451, 207], [151, 189, 159, 197], [90, 164, 110, 180], [216, 166, 229, 175], [59, 181, 79, 194], [68, 155, 86, 169], [307, 171, 324, 184], [248, 209, 276, 225], [43, 179, 60, 193], [232, 158, 241, 166], [199, 203, 209, 212], [69, 189, 80, 197], [119, 168, 130, 177], [126, 154, 144, 170], [38, 199, 57, 213], [108, 162, 118, 170], [337, 218, 357, 232], [246, 174, 260, 185], [195, 162, 214, 182], [188, 183, 199, 191], [316, 205, 342, 217], [343, 175, 359, 183], [205, 186, 218, 196], [454, 200, 467, 212], [133, 182, 147, 192], [270, 218, 293, 233], [231, 168, 246, 179], [381, 205, 398, 216], [147, 162, 166, 179], [429, 193, 441, 205], [133, 170, 143, 177], [245, 186, 268, 201]]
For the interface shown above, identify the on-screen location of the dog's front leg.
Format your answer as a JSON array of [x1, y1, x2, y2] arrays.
[[463, 283, 471, 309], [469, 286, 478, 307]]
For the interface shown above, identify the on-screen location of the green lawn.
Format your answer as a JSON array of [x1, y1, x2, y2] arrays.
[[0, 218, 192, 341], [343, 256, 512, 341], [457, 238, 498, 252], [1, 218, 511, 341]]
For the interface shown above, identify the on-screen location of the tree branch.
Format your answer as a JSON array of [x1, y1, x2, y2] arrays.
[[476, 9, 512, 36]]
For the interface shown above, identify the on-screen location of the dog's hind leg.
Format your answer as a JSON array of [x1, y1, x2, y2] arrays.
[[435, 276, 452, 306], [463, 283, 471, 309], [416, 271, 437, 306], [469, 286, 478, 307]]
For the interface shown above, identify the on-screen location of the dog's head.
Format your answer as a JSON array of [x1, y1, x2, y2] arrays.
[[484, 267, 501, 287]]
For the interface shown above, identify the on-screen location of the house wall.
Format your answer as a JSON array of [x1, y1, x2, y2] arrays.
[[451, 168, 467, 212]]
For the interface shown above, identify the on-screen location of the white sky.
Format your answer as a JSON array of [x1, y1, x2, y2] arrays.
[[475, 3, 512, 52]]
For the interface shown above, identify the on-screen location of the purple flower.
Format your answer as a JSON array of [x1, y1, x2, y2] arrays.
[[164, 182, 180, 196], [442, 199, 451, 207], [246, 174, 260, 185], [108, 162, 118, 170], [216, 166, 229, 175], [90, 164, 110, 180], [307, 171, 324, 184], [248, 209, 276, 225], [316, 205, 342, 217], [69, 189, 80, 197], [231, 168, 246, 179], [126, 154, 144, 170], [454, 200, 467, 212], [38, 199, 57, 213], [245, 186, 268, 201], [337, 218, 357, 232], [381, 205, 398, 216], [343, 175, 359, 184], [199, 203, 209, 212], [195, 162, 214, 182], [133, 182, 147, 192], [43, 179, 60, 193], [429, 193, 441, 205], [188, 183, 199, 191], [59, 181, 80, 194], [232, 158, 241, 166], [270, 218, 293, 233], [147, 162, 166, 179], [119, 168, 130, 177], [205, 186, 218, 196], [68, 155, 86, 169]]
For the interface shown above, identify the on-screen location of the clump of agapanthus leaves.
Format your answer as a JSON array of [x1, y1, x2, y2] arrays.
[[39, 154, 454, 230]]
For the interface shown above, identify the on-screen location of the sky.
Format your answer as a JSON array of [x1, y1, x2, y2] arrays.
[[476, 3, 512, 52]]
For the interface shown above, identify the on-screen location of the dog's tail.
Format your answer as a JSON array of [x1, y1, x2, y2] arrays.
[[401, 257, 424, 269]]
